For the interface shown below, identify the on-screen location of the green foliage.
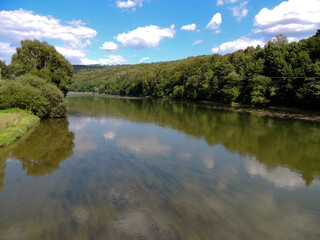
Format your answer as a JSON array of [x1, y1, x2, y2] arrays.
[[0, 60, 8, 80], [70, 32, 320, 110], [10, 39, 73, 95], [249, 75, 272, 105], [0, 108, 40, 147], [0, 75, 68, 118]]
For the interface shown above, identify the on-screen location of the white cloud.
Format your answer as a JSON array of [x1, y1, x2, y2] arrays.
[[104, 131, 117, 140], [116, 0, 143, 9], [181, 23, 197, 31], [212, 37, 265, 54], [100, 41, 119, 51], [192, 40, 203, 46], [217, 0, 224, 5], [201, 154, 215, 169], [55, 47, 126, 65], [0, 9, 97, 49], [80, 58, 99, 65], [206, 13, 222, 30], [254, 0, 320, 40], [98, 55, 127, 65], [55, 46, 86, 64], [245, 158, 306, 189], [217, 0, 238, 6], [139, 57, 149, 63], [116, 25, 175, 49], [229, 1, 248, 21], [78, 55, 127, 65], [0, 42, 16, 63], [118, 135, 170, 155]]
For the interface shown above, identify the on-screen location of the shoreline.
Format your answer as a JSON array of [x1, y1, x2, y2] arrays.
[[67, 92, 320, 122], [184, 102, 320, 122], [0, 109, 40, 147]]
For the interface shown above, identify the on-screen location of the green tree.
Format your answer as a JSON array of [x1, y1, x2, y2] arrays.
[[11, 40, 73, 95], [248, 75, 272, 105], [0, 60, 8, 80], [313, 29, 320, 38]]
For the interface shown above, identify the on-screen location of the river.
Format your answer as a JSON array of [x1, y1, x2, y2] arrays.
[[0, 95, 319, 240]]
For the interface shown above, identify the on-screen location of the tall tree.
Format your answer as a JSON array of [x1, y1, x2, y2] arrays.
[[11, 40, 73, 95], [272, 34, 289, 46], [0, 60, 8, 80]]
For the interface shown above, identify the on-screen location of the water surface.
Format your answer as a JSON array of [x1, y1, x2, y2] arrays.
[[0, 95, 319, 240]]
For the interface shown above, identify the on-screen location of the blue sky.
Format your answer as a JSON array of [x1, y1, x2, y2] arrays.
[[0, 0, 319, 65]]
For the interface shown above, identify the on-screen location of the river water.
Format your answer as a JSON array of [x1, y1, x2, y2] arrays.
[[0, 95, 319, 240]]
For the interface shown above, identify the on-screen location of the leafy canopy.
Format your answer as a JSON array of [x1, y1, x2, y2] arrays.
[[11, 39, 73, 95]]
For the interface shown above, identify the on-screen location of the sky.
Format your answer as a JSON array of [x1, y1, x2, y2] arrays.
[[0, 0, 319, 65]]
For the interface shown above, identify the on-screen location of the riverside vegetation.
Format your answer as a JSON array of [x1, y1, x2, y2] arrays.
[[0, 40, 73, 145], [70, 32, 320, 111], [0, 109, 39, 147]]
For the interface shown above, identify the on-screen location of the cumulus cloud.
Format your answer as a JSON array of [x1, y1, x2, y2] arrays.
[[181, 23, 197, 31], [116, 25, 175, 49], [55, 46, 86, 64], [192, 40, 203, 46], [229, 1, 248, 21], [0, 42, 16, 63], [100, 41, 119, 51], [212, 37, 265, 54], [79, 55, 127, 65], [98, 55, 127, 65], [206, 13, 222, 30], [0, 9, 97, 49], [139, 57, 149, 63], [116, 0, 143, 9], [80, 58, 99, 65], [254, 0, 320, 40]]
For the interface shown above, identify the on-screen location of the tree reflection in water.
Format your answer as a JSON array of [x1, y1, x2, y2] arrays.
[[0, 118, 74, 190], [68, 96, 320, 186]]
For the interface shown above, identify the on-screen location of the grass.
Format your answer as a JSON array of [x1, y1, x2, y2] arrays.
[[0, 108, 40, 147]]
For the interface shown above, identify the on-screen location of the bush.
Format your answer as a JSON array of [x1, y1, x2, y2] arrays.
[[0, 75, 68, 118]]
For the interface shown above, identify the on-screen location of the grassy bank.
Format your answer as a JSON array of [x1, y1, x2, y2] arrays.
[[0, 109, 40, 147]]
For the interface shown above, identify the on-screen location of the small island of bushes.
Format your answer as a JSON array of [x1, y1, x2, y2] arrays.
[[0, 39, 73, 146]]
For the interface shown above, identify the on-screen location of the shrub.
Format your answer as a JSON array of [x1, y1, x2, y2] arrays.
[[0, 75, 68, 118]]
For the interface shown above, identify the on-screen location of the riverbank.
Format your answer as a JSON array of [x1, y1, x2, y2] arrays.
[[68, 92, 320, 122], [0, 109, 40, 147]]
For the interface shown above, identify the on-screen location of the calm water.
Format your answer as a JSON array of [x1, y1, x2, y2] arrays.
[[0, 95, 320, 240]]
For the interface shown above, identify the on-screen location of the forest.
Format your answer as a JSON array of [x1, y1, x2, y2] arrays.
[[70, 32, 320, 110]]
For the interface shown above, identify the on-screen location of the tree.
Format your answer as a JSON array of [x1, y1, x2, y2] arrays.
[[0, 60, 8, 80], [313, 29, 320, 38], [11, 40, 73, 95], [272, 34, 289, 46]]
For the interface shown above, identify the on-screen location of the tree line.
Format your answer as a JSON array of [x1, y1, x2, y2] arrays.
[[70, 32, 320, 110], [0, 40, 73, 118]]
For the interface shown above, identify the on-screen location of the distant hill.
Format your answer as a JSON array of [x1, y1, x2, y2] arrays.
[[70, 33, 320, 110]]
